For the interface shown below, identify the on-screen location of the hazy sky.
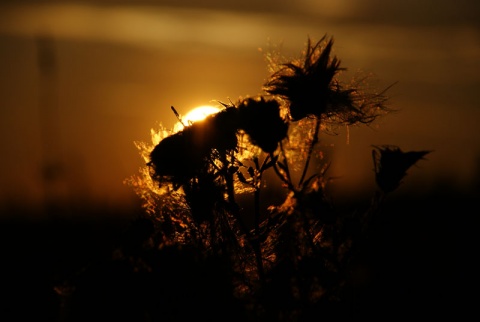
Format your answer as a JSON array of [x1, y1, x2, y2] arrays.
[[1, 0, 479, 208]]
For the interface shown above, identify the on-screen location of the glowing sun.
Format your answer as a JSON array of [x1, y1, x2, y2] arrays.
[[173, 105, 221, 132]]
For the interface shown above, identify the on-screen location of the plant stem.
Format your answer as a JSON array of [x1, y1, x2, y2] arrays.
[[221, 153, 266, 285], [298, 117, 321, 187]]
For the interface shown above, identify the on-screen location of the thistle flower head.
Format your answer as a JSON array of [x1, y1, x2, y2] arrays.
[[264, 35, 392, 126], [236, 97, 288, 153], [148, 107, 239, 186], [372, 145, 432, 193], [148, 130, 205, 185], [264, 35, 342, 121]]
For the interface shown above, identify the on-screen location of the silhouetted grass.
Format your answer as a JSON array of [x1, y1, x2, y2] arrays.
[[1, 185, 474, 321]]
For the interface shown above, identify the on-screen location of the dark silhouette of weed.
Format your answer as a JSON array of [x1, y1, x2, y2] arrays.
[[372, 145, 432, 194], [57, 35, 431, 321], [263, 35, 394, 125]]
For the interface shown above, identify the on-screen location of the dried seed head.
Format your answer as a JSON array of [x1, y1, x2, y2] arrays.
[[148, 130, 206, 184], [264, 36, 342, 121], [148, 106, 240, 186], [237, 97, 288, 153], [264, 35, 392, 127], [372, 145, 431, 193]]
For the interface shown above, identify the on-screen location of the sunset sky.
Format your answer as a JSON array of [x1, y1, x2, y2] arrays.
[[1, 0, 479, 209]]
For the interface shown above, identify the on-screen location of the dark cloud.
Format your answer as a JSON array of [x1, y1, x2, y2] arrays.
[[3, 0, 479, 27]]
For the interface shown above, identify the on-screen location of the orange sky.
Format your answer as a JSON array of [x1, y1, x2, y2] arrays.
[[1, 1, 479, 209]]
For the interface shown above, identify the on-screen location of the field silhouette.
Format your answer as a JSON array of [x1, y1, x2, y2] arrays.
[[0, 184, 474, 321]]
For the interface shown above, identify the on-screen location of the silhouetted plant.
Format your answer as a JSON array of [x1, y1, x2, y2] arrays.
[[118, 35, 431, 321], [372, 145, 432, 194]]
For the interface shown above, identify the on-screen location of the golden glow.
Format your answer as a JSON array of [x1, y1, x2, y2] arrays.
[[173, 105, 221, 132]]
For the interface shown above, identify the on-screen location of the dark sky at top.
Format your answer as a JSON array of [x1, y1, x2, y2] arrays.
[[3, 0, 480, 26]]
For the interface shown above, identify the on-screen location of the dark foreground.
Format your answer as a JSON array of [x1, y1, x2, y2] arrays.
[[0, 186, 475, 321]]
